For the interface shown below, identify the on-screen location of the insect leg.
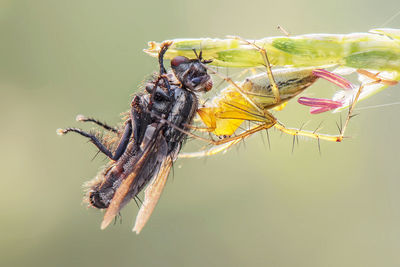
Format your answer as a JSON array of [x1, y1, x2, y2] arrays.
[[357, 69, 398, 86], [112, 120, 133, 160], [75, 114, 118, 133], [273, 122, 343, 142], [158, 41, 173, 75], [229, 36, 281, 103], [158, 41, 174, 97], [179, 139, 242, 158], [131, 95, 152, 148], [203, 65, 264, 114], [272, 81, 372, 142], [57, 119, 132, 160]]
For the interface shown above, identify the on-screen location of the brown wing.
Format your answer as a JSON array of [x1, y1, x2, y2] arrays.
[[133, 155, 173, 234], [101, 126, 167, 230], [100, 147, 152, 230]]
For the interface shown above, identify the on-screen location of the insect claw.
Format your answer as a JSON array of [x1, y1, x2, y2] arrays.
[[75, 114, 87, 121], [56, 128, 66, 136]]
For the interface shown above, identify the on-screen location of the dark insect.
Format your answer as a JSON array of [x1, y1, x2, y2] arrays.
[[57, 41, 212, 233]]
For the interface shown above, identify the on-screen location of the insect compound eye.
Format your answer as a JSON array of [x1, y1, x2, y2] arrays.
[[171, 56, 190, 67]]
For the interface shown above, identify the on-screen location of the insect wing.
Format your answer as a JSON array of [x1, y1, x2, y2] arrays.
[[133, 155, 172, 234], [101, 127, 168, 230]]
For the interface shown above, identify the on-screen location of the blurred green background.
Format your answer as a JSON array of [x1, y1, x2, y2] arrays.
[[1, 0, 400, 266]]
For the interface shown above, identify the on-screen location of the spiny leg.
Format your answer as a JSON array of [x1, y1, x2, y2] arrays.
[[183, 104, 351, 158], [273, 121, 343, 143], [179, 138, 242, 158], [153, 102, 344, 157], [228, 36, 281, 103], [184, 123, 216, 133], [178, 120, 279, 158], [75, 114, 118, 133], [333, 70, 398, 135], [57, 119, 132, 161], [337, 80, 369, 139], [182, 81, 360, 156], [151, 108, 270, 146], [273, 81, 373, 143], [203, 65, 264, 114], [183, 77, 382, 156], [160, 103, 343, 157]]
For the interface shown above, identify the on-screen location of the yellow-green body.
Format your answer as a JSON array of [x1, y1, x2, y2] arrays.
[[145, 29, 400, 72], [198, 68, 318, 136], [146, 29, 400, 111]]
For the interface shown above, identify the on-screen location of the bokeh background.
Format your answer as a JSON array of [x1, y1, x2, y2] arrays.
[[1, 1, 400, 266]]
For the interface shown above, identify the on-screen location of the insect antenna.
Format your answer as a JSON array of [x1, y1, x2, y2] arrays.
[[192, 46, 213, 64], [192, 48, 199, 59]]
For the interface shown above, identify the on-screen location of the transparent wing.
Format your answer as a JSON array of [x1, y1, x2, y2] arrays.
[[101, 126, 168, 230], [133, 155, 173, 234]]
